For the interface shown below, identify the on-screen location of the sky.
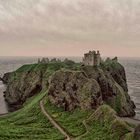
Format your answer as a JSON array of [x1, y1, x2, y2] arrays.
[[0, 0, 140, 57]]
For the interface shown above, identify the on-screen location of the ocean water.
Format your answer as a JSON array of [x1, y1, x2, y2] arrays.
[[0, 57, 139, 120], [120, 58, 140, 120]]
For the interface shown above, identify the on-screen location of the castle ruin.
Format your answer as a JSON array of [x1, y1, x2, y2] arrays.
[[38, 58, 49, 64], [83, 50, 101, 66], [38, 57, 62, 64]]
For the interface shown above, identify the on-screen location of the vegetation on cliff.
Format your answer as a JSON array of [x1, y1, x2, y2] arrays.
[[48, 61, 135, 117], [3, 62, 81, 110], [0, 59, 138, 140]]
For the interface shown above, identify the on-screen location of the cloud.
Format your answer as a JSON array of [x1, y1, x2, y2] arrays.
[[0, 0, 140, 56]]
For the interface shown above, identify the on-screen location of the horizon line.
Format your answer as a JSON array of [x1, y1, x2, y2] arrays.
[[0, 55, 140, 58]]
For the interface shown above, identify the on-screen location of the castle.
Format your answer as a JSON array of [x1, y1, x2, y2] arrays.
[[83, 50, 101, 66]]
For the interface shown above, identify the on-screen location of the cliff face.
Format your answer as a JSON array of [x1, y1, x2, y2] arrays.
[[2, 62, 80, 110], [2, 60, 135, 117], [2, 64, 49, 109], [48, 60, 135, 117], [48, 70, 102, 111]]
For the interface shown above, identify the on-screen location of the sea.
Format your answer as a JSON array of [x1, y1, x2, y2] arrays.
[[0, 56, 140, 120]]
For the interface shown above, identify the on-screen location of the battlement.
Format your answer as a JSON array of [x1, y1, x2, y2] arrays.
[[83, 50, 101, 66]]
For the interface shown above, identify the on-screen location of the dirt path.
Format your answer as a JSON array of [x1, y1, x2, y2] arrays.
[[40, 99, 72, 140], [40, 98, 90, 140], [40, 97, 140, 140]]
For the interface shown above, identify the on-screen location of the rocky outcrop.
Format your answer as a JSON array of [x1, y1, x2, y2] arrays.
[[2, 62, 78, 110], [48, 70, 102, 111], [48, 60, 135, 117], [81, 62, 135, 117], [2, 64, 50, 110], [4, 71, 43, 109], [0, 72, 12, 84]]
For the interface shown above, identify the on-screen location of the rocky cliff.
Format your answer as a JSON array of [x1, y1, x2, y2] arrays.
[[2, 62, 80, 110], [48, 70, 102, 111], [2, 59, 135, 117], [2, 64, 53, 109], [48, 59, 135, 117]]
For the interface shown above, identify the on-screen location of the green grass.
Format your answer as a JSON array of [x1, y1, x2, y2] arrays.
[[16, 62, 81, 73], [100, 59, 122, 71], [0, 62, 81, 140], [45, 98, 93, 137], [77, 105, 131, 140], [0, 61, 134, 140], [9, 62, 81, 82], [124, 132, 134, 140], [0, 91, 64, 140], [78, 122, 113, 140], [16, 63, 49, 72], [44, 102, 132, 140]]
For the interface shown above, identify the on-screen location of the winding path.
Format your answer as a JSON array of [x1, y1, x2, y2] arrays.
[[39, 98, 91, 140], [40, 97, 140, 140], [39, 99, 72, 140], [1, 96, 139, 140]]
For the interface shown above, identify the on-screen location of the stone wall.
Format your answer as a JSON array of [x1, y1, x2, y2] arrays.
[[83, 50, 101, 66]]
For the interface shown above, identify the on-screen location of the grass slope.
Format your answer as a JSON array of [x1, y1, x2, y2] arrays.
[[45, 98, 93, 137], [78, 105, 132, 140], [0, 91, 64, 140], [45, 101, 133, 140]]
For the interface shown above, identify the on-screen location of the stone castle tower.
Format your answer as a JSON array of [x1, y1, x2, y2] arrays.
[[83, 50, 101, 66]]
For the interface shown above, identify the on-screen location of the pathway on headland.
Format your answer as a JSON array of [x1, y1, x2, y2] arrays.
[[40, 98, 72, 140], [40, 97, 140, 140], [39, 97, 92, 140]]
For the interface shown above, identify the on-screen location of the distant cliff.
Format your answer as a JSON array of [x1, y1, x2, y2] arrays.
[[2, 59, 135, 117]]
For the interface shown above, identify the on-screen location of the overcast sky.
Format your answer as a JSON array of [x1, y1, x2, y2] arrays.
[[0, 0, 140, 57]]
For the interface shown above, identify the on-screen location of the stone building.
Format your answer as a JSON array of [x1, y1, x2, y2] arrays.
[[83, 50, 101, 66]]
